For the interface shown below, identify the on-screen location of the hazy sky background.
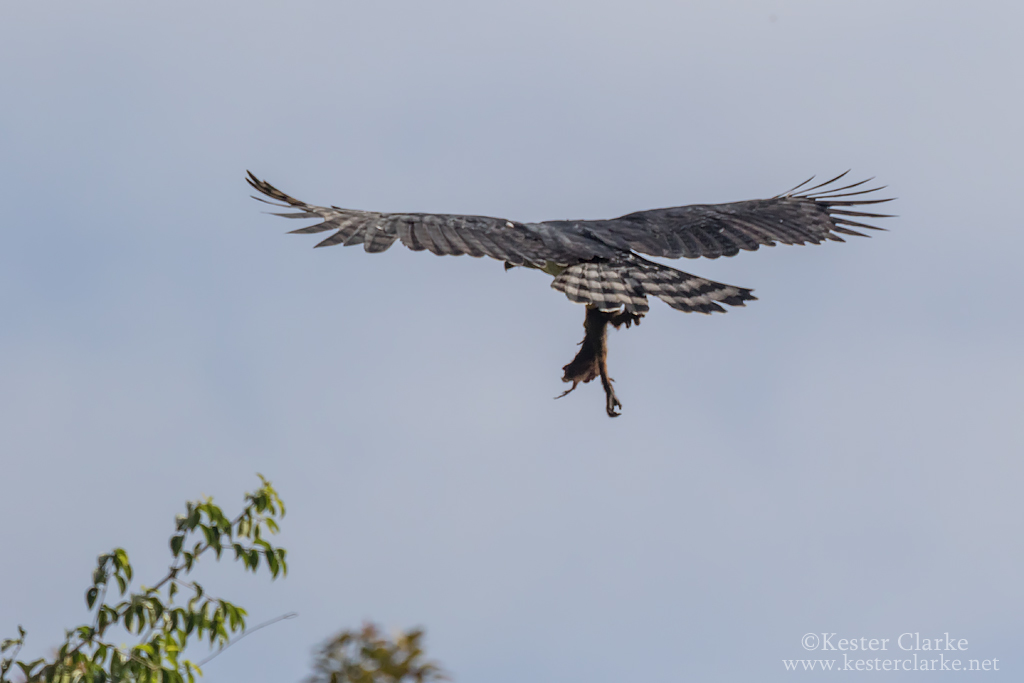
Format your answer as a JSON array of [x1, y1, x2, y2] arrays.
[[2, 1, 1022, 680]]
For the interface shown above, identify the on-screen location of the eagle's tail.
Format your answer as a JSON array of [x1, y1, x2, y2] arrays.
[[551, 257, 756, 315]]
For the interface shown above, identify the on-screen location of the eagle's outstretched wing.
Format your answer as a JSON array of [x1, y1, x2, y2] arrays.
[[542, 171, 894, 260], [246, 172, 615, 268], [248, 171, 891, 264]]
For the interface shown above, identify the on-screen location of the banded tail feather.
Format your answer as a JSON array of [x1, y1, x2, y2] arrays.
[[552, 257, 756, 315]]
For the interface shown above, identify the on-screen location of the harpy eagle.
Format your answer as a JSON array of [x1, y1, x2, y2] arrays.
[[247, 171, 892, 417]]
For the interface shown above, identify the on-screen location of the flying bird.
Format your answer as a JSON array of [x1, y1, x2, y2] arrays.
[[247, 171, 892, 417]]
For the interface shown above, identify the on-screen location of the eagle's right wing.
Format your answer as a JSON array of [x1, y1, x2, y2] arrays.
[[247, 173, 609, 268], [540, 172, 894, 260]]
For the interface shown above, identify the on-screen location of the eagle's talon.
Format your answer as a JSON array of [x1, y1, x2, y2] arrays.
[[608, 310, 642, 329], [604, 386, 623, 417]]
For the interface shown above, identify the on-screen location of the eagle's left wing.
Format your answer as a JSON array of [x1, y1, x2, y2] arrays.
[[246, 172, 612, 267]]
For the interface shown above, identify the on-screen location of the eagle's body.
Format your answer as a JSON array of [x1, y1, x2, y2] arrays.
[[248, 172, 892, 416]]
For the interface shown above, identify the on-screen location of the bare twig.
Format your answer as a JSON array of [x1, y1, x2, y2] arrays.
[[197, 613, 298, 667]]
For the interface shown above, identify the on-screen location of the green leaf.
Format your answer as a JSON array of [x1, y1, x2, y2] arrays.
[[86, 587, 99, 608], [265, 550, 279, 578], [17, 659, 43, 679], [170, 535, 184, 557]]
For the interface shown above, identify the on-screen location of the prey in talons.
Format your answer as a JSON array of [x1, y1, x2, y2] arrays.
[[558, 306, 643, 417]]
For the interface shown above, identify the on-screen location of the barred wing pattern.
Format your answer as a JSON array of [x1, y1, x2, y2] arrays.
[[246, 173, 615, 267], [546, 172, 893, 260]]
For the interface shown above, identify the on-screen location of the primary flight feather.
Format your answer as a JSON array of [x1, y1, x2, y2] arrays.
[[247, 171, 893, 416]]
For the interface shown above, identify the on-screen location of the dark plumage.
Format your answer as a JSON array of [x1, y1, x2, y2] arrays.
[[247, 171, 893, 416]]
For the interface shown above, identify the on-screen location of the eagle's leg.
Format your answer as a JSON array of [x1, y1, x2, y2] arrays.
[[557, 307, 641, 417]]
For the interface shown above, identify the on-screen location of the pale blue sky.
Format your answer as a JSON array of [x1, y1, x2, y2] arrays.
[[2, 1, 1022, 680]]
